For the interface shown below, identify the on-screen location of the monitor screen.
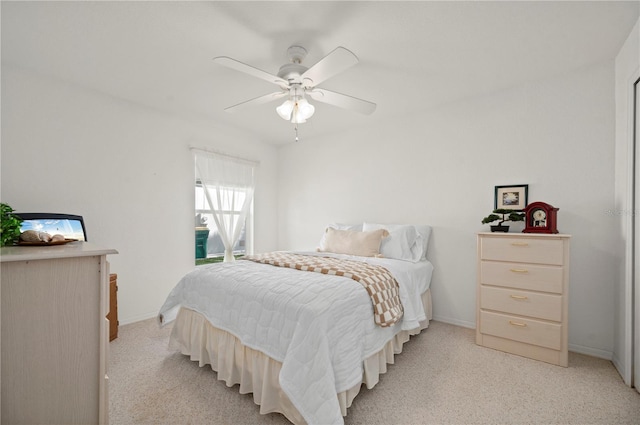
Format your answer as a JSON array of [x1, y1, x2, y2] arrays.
[[15, 213, 87, 241]]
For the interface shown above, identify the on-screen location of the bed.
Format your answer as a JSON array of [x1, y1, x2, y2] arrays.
[[158, 223, 433, 425]]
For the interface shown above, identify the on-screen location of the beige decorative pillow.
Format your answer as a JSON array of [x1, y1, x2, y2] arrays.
[[318, 227, 389, 257]]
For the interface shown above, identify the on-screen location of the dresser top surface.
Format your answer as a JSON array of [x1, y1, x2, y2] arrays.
[[478, 232, 571, 239], [1, 241, 118, 262]]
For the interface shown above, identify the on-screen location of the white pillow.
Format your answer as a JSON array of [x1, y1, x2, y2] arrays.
[[362, 223, 420, 262], [414, 225, 432, 260], [318, 227, 388, 257], [318, 223, 362, 251]]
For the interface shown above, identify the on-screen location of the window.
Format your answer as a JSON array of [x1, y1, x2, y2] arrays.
[[195, 180, 247, 258], [193, 149, 256, 263]]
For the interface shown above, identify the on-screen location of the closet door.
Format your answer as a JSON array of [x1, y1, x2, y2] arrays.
[[634, 77, 639, 394]]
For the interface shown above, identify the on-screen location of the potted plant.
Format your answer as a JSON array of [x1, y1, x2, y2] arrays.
[[1, 203, 23, 246], [481, 208, 524, 232]]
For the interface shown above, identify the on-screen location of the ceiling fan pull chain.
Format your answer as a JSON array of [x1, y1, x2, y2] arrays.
[[295, 125, 299, 142]]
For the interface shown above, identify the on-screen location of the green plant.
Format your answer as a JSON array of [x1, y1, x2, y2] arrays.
[[481, 208, 525, 227], [1, 203, 23, 246]]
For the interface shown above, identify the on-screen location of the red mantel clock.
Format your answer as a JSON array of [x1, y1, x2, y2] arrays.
[[523, 201, 559, 234]]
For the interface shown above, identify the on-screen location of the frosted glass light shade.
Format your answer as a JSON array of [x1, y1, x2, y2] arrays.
[[276, 97, 315, 123], [297, 98, 315, 119], [291, 112, 306, 124], [276, 100, 294, 120]]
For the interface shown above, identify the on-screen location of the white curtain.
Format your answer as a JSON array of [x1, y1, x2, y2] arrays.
[[194, 150, 255, 262]]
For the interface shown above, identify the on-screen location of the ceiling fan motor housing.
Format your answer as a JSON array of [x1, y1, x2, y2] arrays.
[[286, 45, 307, 63], [277, 45, 311, 85], [277, 63, 308, 85]]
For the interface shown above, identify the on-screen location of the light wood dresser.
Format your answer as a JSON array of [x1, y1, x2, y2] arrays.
[[476, 232, 570, 367], [1, 242, 117, 424]]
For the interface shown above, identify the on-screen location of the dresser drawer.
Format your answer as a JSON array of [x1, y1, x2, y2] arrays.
[[479, 311, 562, 350], [480, 286, 562, 321], [480, 236, 564, 265], [480, 261, 564, 293]]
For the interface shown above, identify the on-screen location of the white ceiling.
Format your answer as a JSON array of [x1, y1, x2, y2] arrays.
[[2, 1, 638, 145]]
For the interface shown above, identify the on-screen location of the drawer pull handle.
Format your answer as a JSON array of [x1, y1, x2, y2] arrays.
[[511, 242, 529, 247], [510, 295, 529, 300], [509, 320, 527, 327], [510, 268, 529, 273]]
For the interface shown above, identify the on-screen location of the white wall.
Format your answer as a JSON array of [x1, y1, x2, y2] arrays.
[[0, 44, 624, 360], [1, 66, 279, 324], [278, 61, 618, 358], [613, 17, 639, 385]]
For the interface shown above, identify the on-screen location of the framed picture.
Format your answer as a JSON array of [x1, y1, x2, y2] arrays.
[[494, 184, 528, 210]]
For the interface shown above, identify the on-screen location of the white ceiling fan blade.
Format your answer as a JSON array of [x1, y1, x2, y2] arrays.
[[308, 88, 376, 115], [224, 91, 287, 113], [301, 47, 359, 87], [213, 56, 288, 88]]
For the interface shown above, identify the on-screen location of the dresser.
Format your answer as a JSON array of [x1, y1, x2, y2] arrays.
[[1, 242, 117, 424], [476, 232, 570, 367]]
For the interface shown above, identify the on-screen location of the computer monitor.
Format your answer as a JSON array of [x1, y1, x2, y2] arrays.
[[15, 212, 88, 241]]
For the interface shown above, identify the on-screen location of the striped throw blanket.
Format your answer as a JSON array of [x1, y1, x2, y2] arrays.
[[243, 252, 404, 327]]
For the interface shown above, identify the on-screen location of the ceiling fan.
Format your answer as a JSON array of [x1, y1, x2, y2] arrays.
[[213, 45, 376, 124]]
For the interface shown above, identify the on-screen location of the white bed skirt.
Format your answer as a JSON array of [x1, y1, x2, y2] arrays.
[[168, 289, 433, 425]]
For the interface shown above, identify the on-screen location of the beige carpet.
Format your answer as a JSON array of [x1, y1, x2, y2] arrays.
[[109, 318, 640, 424]]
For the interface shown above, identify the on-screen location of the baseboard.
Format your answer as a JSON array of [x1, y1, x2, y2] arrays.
[[119, 311, 158, 326], [432, 315, 476, 329], [611, 353, 631, 385], [568, 343, 613, 361]]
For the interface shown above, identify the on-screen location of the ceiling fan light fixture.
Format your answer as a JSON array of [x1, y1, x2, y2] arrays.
[[277, 96, 315, 123], [291, 114, 306, 124], [296, 98, 315, 120], [276, 99, 295, 120]]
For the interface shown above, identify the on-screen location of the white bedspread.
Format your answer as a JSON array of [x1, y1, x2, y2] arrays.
[[158, 252, 433, 425]]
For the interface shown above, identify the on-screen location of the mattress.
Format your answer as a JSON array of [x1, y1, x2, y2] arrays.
[[159, 252, 434, 424]]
